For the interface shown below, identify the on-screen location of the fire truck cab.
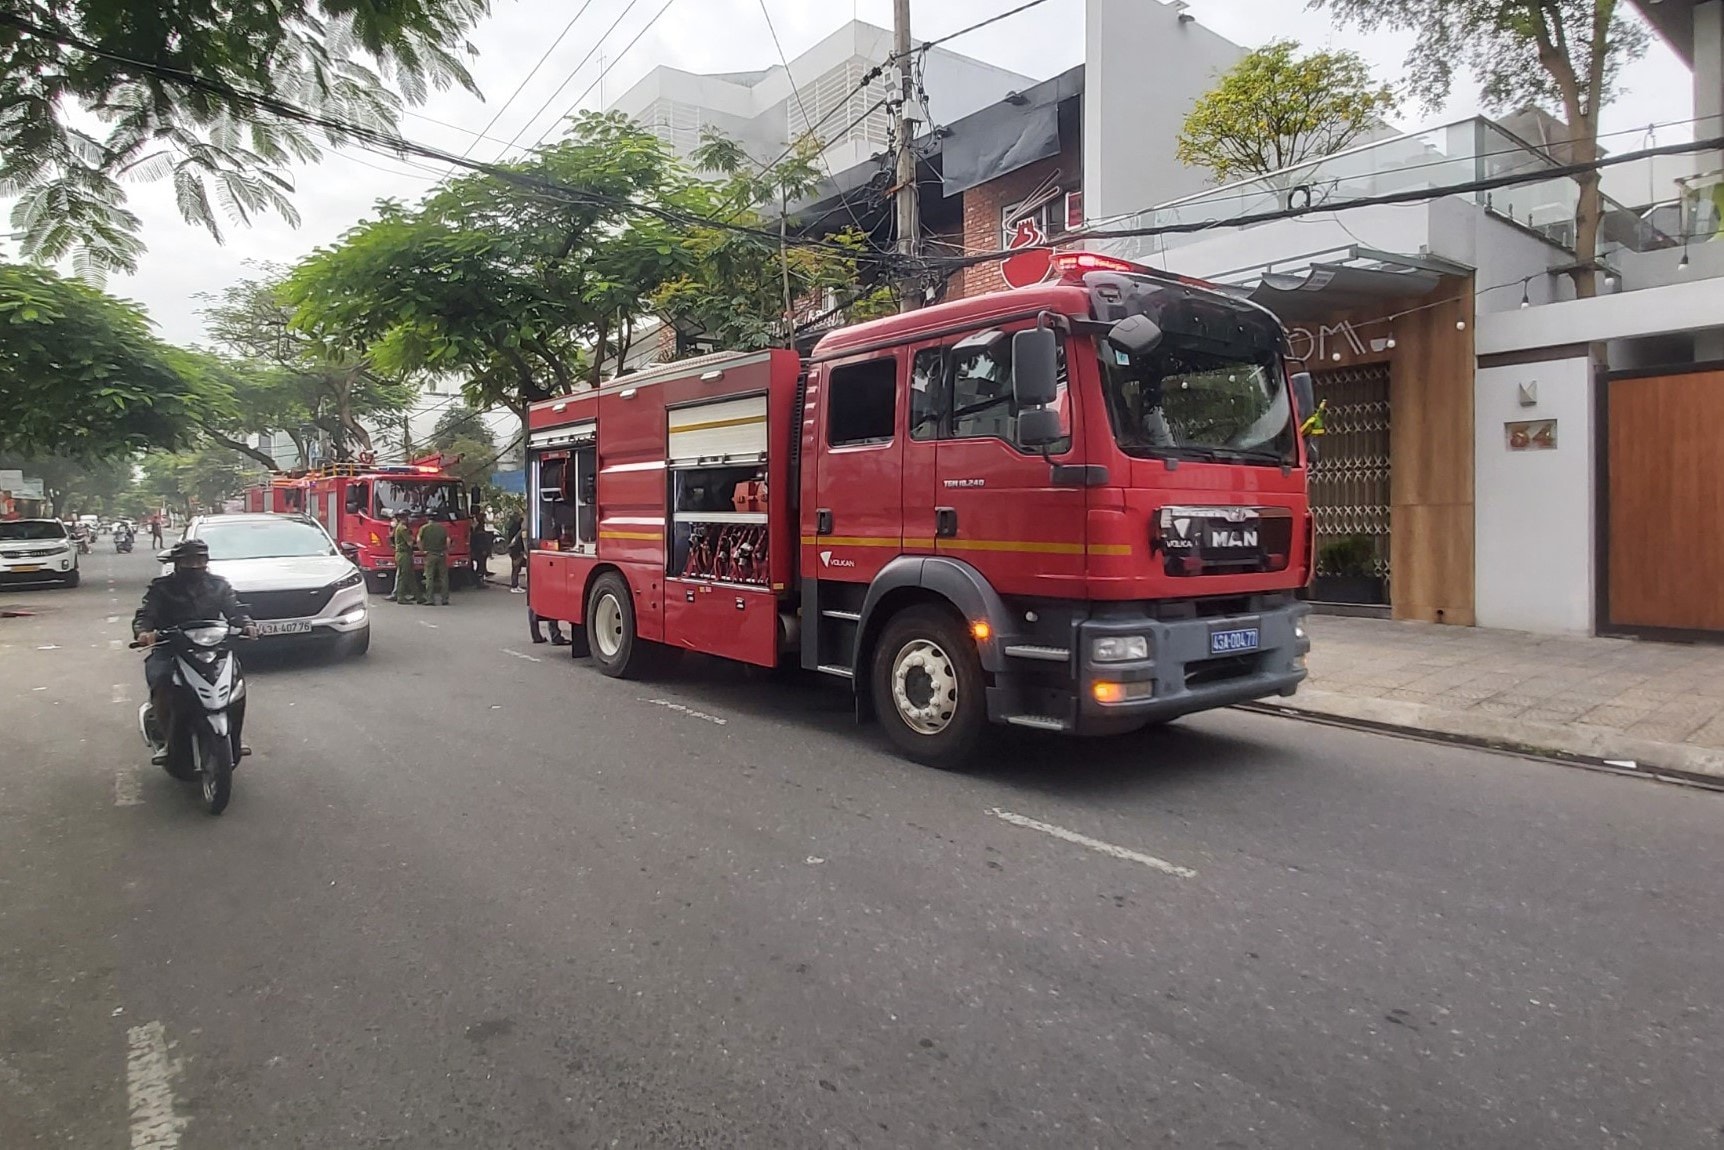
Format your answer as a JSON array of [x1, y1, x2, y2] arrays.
[[528, 254, 1313, 767]]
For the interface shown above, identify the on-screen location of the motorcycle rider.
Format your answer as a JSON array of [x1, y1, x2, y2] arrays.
[[133, 539, 257, 764]]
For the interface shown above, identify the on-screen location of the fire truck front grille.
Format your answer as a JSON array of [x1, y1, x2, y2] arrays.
[[243, 587, 336, 620]]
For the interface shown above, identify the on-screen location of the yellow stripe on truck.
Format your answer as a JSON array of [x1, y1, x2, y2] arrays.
[[800, 536, 1134, 557], [600, 530, 663, 541]]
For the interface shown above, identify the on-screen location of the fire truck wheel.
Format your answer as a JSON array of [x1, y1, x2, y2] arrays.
[[872, 606, 986, 769], [587, 572, 651, 679]]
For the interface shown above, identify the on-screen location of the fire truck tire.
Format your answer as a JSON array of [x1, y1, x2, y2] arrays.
[[587, 572, 653, 679], [871, 605, 986, 769]]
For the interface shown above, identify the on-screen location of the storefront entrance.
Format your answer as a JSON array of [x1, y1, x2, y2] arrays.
[[1309, 363, 1393, 610]]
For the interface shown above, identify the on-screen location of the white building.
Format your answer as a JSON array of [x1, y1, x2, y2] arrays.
[[605, 20, 1034, 174]]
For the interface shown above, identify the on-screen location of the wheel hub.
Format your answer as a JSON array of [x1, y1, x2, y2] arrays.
[[891, 639, 958, 735], [594, 594, 624, 659]]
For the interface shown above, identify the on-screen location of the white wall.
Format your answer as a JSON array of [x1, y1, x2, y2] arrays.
[[1477, 273, 1724, 354], [1083, 0, 1244, 221], [1474, 356, 1596, 634]]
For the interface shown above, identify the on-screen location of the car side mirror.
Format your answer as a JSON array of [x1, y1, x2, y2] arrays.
[[1017, 407, 1064, 449], [339, 542, 360, 559], [1011, 328, 1060, 409], [1108, 314, 1164, 356]]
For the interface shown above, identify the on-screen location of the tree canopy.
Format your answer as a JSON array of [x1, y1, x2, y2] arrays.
[[0, 262, 219, 457], [1311, 0, 1650, 296], [0, 0, 486, 275], [1177, 39, 1398, 183]]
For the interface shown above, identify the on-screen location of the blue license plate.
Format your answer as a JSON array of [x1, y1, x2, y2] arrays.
[[1210, 627, 1260, 655]]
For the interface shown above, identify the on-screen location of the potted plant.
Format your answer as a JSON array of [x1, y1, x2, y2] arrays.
[[1313, 534, 1386, 605]]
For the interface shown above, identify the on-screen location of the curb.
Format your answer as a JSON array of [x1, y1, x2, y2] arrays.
[[1238, 689, 1724, 794]]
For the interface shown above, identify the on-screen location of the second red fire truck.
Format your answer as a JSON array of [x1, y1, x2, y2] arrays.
[[245, 455, 476, 591], [527, 253, 1315, 766]]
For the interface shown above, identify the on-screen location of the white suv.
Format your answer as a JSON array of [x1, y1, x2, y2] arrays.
[[0, 519, 80, 587]]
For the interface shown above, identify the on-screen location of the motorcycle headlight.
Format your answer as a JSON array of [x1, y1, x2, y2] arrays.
[[332, 570, 365, 591], [184, 624, 229, 647]]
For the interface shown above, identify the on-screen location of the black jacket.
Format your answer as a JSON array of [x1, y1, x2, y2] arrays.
[[133, 571, 254, 637]]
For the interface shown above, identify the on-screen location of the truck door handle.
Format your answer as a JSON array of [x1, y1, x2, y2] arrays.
[[936, 507, 958, 538], [816, 509, 833, 534]]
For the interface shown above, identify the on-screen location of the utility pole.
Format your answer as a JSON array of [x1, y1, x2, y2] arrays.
[[892, 0, 921, 312]]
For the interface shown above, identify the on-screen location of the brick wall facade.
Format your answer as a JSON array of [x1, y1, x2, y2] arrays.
[[956, 136, 1082, 300]]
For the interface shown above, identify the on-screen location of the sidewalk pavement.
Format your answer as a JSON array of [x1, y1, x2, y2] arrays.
[[1256, 615, 1724, 786]]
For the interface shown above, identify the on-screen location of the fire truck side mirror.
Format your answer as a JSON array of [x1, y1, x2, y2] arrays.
[[1107, 314, 1163, 357], [1290, 371, 1315, 421], [344, 488, 365, 514], [469, 485, 482, 508], [1011, 328, 1060, 409], [1017, 407, 1064, 449]]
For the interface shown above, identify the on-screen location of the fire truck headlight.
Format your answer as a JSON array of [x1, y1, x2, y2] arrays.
[[1295, 621, 1307, 641], [1092, 636, 1149, 663]]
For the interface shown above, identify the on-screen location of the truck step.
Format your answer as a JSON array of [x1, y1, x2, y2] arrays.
[[815, 664, 854, 680], [1003, 644, 1070, 663], [821, 609, 862, 622], [1004, 714, 1070, 732]]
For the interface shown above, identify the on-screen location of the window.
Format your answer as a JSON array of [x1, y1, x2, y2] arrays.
[[197, 519, 336, 561], [910, 348, 944, 441], [917, 331, 1061, 451], [827, 358, 897, 446]]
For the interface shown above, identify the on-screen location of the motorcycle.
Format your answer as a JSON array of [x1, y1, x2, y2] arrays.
[[115, 531, 134, 554], [74, 530, 91, 555], [133, 621, 252, 815]]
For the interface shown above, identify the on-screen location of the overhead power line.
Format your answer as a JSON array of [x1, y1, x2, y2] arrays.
[[898, 0, 1056, 58], [454, 0, 601, 163], [0, 12, 886, 264], [526, 0, 682, 154], [495, 0, 646, 158]]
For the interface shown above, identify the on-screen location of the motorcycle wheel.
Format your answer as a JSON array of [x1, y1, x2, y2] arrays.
[[193, 726, 233, 815]]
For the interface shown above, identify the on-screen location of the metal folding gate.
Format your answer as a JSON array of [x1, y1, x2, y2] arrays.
[[1309, 363, 1392, 591]]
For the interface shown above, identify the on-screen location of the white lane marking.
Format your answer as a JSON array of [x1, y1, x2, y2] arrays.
[[126, 1020, 188, 1148], [988, 808, 1197, 879], [112, 684, 128, 704], [114, 771, 143, 807], [35, 644, 59, 650], [645, 698, 728, 726], [502, 648, 543, 663], [417, 620, 438, 630], [108, 615, 122, 624], [110, 639, 124, 650]]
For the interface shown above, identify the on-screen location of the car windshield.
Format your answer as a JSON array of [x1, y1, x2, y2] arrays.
[[1097, 338, 1295, 464], [198, 519, 336, 560], [374, 480, 463, 520], [0, 521, 68, 541]]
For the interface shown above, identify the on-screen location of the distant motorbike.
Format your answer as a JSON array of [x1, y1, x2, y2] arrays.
[[74, 531, 91, 555], [115, 530, 134, 554], [133, 622, 252, 815]]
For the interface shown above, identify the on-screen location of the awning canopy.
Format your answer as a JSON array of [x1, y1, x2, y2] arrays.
[[1216, 247, 1473, 322]]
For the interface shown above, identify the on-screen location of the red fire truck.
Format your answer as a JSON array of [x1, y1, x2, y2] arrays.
[[244, 456, 476, 591], [526, 253, 1315, 766]]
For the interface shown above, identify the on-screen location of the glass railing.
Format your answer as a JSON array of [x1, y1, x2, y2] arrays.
[[1101, 118, 1679, 263]]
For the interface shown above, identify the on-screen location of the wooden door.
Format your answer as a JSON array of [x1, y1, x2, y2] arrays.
[[1606, 370, 1724, 633]]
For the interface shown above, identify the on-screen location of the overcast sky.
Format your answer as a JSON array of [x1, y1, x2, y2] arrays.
[[13, 0, 1691, 346]]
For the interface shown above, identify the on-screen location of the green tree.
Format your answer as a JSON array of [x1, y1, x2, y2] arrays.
[[286, 112, 693, 417], [0, 452, 133, 517], [652, 133, 885, 351], [429, 403, 494, 452], [1311, 0, 1650, 297], [196, 269, 415, 462], [137, 444, 262, 518], [0, 262, 221, 457], [1177, 39, 1398, 183], [0, 0, 486, 276]]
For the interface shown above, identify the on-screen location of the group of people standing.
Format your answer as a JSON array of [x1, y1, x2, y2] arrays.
[[382, 505, 535, 609]]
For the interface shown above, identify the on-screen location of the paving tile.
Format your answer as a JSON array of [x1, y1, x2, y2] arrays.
[[1574, 704, 1656, 731]]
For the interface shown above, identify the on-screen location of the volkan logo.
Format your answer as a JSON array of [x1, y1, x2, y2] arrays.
[[819, 550, 856, 569], [820, 550, 833, 566]]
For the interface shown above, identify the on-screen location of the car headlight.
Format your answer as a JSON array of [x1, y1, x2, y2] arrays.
[[1092, 635, 1150, 663], [332, 570, 365, 590]]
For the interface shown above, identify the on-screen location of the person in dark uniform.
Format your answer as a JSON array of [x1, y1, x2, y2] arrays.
[[132, 539, 255, 764], [504, 511, 527, 593], [418, 516, 450, 606], [470, 505, 491, 586], [388, 511, 426, 604]]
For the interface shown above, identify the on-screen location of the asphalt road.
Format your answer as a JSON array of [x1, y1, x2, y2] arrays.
[[3, 549, 1722, 1149]]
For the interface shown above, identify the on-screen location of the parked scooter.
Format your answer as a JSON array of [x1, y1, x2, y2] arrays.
[[133, 621, 252, 814]]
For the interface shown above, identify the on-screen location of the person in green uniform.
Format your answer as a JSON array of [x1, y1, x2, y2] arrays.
[[389, 511, 425, 605], [417, 515, 451, 606]]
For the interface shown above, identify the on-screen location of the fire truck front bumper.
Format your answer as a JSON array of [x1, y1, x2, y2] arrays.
[[985, 601, 1311, 737]]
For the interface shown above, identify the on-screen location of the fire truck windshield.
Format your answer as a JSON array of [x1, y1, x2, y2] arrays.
[[373, 480, 464, 520], [1097, 339, 1295, 465]]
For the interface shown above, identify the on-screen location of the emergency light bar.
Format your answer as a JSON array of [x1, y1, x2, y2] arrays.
[[1046, 251, 1219, 292]]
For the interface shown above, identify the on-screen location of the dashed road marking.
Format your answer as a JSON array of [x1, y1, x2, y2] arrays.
[[645, 699, 728, 726], [110, 639, 125, 650], [417, 620, 439, 630], [502, 648, 543, 663], [114, 771, 143, 807], [111, 683, 128, 704], [988, 808, 1197, 879], [126, 1020, 187, 1148], [108, 616, 123, 624]]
